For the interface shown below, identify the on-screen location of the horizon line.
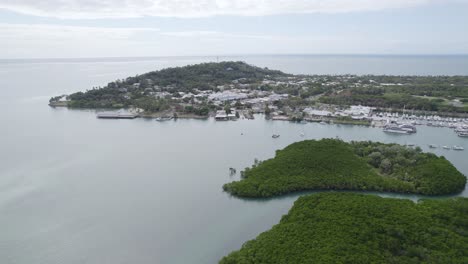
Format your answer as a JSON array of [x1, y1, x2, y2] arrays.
[[2, 53, 468, 62]]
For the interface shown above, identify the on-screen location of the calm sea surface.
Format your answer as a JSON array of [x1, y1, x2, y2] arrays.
[[0, 55, 467, 264]]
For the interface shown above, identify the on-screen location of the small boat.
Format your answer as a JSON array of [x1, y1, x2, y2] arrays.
[[442, 146, 450, 150], [429, 144, 437, 148], [407, 143, 415, 147], [300, 133, 305, 137], [453, 145, 464, 151], [156, 116, 173, 121], [319, 121, 326, 125], [272, 134, 280, 138]]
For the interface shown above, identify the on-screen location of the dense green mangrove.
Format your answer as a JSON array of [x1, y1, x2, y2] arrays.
[[220, 193, 468, 264], [223, 139, 466, 197]]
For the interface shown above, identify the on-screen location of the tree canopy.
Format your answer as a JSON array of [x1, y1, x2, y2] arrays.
[[223, 139, 466, 197], [220, 193, 468, 264]]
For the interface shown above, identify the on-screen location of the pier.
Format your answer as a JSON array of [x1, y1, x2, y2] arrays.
[[96, 111, 138, 119]]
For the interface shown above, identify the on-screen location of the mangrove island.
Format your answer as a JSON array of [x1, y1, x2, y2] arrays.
[[220, 193, 468, 264], [223, 139, 466, 197]]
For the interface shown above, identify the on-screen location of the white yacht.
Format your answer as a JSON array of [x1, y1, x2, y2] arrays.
[[383, 125, 411, 134]]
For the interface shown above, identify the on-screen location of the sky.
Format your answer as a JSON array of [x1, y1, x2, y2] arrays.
[[1, 0, 468, 58]]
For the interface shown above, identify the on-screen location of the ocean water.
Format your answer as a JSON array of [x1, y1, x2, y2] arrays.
[[0, 55, 467, 264]]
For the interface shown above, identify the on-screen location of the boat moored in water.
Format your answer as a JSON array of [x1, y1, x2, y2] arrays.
[[399, 124, 417, 133], [383, 122, 417, 134], [453, 145, 465, 151], [156, 116, 173, 121], [383, 125, 411, 134]]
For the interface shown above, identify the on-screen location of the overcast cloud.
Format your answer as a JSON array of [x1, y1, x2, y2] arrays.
[[1, 0, 467, 58], [0, 0, 453, 19]]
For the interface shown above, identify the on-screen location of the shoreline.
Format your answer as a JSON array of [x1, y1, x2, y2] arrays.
[[48, 102, 468, 120], [47, 105, 468, 134]]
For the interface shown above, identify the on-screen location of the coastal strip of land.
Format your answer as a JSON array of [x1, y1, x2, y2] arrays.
[[49, 61, 468, 136]]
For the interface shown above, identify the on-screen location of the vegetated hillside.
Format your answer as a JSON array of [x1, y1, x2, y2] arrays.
[[223, 139, 466, 197], [50, 61, 289, 109], [133, 61, 288, 91], [318, 75, 468, 113], [220, 193, 468, 264]]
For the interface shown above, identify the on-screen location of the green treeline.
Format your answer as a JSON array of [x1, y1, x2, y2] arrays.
[[317, 75, 468, 113], [50, 62, 468, 113], [52, 61, 289, 111], [134, 61, 288, 92], [220, 193, 468, 264], [223, 139, 466, 197], [319, 84, 468, 113]]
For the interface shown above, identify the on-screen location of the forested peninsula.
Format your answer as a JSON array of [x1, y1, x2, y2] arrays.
[[220, 193, 468, 264], [223, 139, 466, 197], [49, 61, 468, 119]]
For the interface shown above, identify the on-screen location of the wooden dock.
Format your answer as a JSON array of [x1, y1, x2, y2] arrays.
[[96, 112, 138, 119]]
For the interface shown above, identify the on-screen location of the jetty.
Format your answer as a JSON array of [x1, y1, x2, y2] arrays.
[[96, 111, 138, 119]]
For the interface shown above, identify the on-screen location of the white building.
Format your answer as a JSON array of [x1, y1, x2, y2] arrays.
[[208, 91, 248, 102], [215, 110, 228, 120], [343, 105, 373, 117], [304, 108, 333, 117]]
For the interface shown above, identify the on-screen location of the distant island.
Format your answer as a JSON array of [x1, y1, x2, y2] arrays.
[[49, 61, 468, 121], [223, 139, 466, 197], [220, 193, 468, 264]]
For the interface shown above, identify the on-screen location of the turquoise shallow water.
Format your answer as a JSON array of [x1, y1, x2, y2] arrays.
[[0, 56, 467, 264]]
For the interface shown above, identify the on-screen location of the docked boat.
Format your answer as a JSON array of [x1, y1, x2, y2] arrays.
[[399, 124, 417, 133], [453, 145, 464, 151], [442, 146, 450, 150], [429, 144, 437, 148], [383, 122, 417, 134], [455, 127, 468, 133], [458, 132, 468, 137], [383, 125, 411, 134], [272, 134, 280, 138], [155, 116, 173, 121]]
